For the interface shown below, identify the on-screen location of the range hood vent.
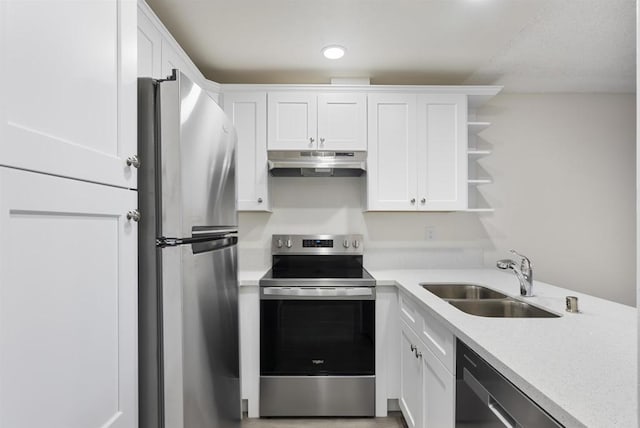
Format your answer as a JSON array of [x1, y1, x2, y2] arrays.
[[267, 151, 366, 177]]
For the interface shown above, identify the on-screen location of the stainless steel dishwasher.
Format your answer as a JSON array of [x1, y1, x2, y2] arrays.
[[456, 340, 564, 427]]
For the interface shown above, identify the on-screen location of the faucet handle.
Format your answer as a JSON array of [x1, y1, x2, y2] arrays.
[[510, 249, 532, 270]]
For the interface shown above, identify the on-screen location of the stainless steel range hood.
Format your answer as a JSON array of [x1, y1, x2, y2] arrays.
[[267, 151, 366, 177]]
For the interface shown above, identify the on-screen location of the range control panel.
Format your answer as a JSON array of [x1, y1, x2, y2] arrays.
[[271, 234, 363, 255]]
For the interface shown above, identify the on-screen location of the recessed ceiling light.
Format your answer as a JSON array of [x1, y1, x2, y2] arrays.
[[322, 45, 345, 60]]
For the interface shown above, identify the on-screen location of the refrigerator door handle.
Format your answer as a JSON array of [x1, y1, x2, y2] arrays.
[[156, 232, 238, 249]]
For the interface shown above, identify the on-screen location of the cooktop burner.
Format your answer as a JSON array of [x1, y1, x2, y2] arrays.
[[259, 234, 375, 287]]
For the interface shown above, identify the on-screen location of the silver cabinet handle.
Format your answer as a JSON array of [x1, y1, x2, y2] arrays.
[[410, 344, 417, 352], [421, 198, 426, 204], [320, 137, 325, 145], [126, 210, 140, 222], [410, 198, 416, 204], [309, 137, 315, 145], [258, 197, 263, 203], [415, 350, 422, 359], [126, 155, 140, 168]]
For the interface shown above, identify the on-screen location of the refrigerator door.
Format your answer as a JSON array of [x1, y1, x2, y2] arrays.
[[182, 241, 240, 428], [160, 238, 240, 428], [159, 71, 237, 240]]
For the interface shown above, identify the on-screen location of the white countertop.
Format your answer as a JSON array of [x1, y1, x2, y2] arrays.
[[238, 268, 637, 427], [369, 268, 637, 428]]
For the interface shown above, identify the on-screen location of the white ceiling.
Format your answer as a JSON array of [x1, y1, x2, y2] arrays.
[[146, 0, 636, 92]]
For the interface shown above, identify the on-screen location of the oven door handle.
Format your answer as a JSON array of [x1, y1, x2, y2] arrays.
[[260, 287, 375, 300]]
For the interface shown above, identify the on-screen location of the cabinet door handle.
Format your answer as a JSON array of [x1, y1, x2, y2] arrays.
[[309, 137, 315, 146], [421, 198, 426, 204], [410, 344, 417, 352], [257, 197, 263, 203], [410, 198, 416, 204], [415, 350, 422, 359], [320, 137, 325, 146], [126, 210, 141, 222], [126, 155, 140, 168]]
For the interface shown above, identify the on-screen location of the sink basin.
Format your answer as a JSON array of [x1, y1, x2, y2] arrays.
[[449, 299, 560, 318], [421, 283, 508, 300]]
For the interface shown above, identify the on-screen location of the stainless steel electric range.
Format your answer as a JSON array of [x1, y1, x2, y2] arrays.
[[259, 234, 376, 417]]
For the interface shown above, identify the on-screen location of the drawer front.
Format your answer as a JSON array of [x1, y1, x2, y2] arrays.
[[399, 292, 422, 330], [419, 308, 455, 374]]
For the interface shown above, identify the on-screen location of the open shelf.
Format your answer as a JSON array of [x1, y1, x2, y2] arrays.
[[465, 208, 495, 213], [467, 149, 492, 156], [468, 178, 492, 185], [467, 121, 491, 134]]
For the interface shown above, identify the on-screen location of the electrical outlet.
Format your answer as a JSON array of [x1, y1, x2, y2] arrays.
[[426, 226, 436, 241]]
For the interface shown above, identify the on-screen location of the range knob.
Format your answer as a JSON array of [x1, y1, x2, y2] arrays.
[[276, 239, 283, 248], [353, 240, 360, 249], [343, 239, 350, 248], [286, 239, 293, 248]]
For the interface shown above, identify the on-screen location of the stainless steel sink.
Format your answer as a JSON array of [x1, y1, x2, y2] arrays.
[[449, 299, 560, 318], [421, 283, 508, 300]]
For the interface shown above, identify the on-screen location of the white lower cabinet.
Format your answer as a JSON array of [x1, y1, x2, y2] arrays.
[[400, 319, 455, 428], [0, 168, 138, 428]]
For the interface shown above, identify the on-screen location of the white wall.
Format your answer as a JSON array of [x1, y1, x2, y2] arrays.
[[238, 93, 636, 306], [478, 94, 636, 305]]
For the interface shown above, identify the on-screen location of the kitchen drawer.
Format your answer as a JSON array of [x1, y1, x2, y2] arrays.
[[399, 292, 423, 331], [419, 307, 455, 374]]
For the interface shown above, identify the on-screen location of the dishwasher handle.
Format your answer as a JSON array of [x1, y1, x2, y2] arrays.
[[463, 367, 518, 428]]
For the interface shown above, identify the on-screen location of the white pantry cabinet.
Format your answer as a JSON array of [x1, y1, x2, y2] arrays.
[[367, 93, 467, 211], [0, 168, 138, 428], [267, 92, 367, 151], [224, 92, 271, 211], [0, 0, 138, 190]]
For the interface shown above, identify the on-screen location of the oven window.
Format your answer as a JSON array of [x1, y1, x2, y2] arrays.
[[260, 299, 375, 376]]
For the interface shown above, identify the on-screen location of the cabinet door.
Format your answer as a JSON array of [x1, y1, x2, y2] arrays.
[[0, 0, 137, 189], [317, 93, 367, 151], [137, 3, 163, 78], [416, 94, 467, 211], [422, 346, 455, 428], [224, 92, 270, 211], [399, 322, 423, 428], [267, 92, 317, 150], [367, 94, 417, 211], [0, 168, 137, 428]]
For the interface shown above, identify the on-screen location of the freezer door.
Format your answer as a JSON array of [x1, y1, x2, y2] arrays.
[[161, 241, 240, 428], [159, 72, 237, 238]]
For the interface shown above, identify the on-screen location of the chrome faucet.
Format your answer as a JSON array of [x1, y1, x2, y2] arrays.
[[497, 250, 534, 297]]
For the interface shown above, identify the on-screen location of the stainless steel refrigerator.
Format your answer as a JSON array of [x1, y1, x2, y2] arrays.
[[138, 70, 240, 428]]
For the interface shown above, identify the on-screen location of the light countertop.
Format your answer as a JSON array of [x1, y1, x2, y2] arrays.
[[369, 268, 637, 428], [238, 268, 637, 427]]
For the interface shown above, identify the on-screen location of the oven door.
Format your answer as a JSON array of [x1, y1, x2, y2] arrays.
[[260, 287, 375, 376]]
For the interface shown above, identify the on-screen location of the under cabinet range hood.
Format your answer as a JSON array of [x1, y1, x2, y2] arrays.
[[267, 151, 366, 177]]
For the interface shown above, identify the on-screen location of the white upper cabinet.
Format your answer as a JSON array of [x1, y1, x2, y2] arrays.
[[267, 92, 317, 150], [367, 94, 418, 211], [267, 92, 366, 151], [317, 93, 367, 151], [137, 2, 163, 79], [367, 93, 468, 211], [417, 94, 468, 211], [0, 0, 137, 189], [224, 92, 271, 211]]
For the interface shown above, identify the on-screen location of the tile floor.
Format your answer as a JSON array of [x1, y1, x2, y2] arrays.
[[241, 413, 407, 428]]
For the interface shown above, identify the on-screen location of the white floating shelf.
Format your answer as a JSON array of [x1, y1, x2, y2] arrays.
[[468, 178, 492, 184], [467, 149, 492, 156], [465, 208, 495, 213], [468, 121, 491, 134]]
